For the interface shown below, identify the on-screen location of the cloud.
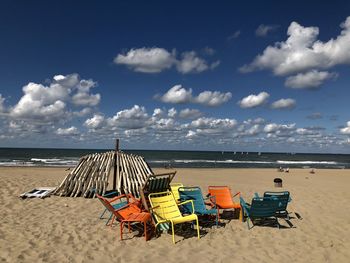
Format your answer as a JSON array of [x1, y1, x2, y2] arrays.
[[270, 98, 296, 109], [84, 114, 106, 129], [115, 47, 219, 74], [194, 91, 232, 106], [167, 108, 177, 118], [108, 105, 150, 129], [114, 47, 175, 73], [240, 16, 350, 76], [0, 94, 5, 112], [158, 85, 232, 106], [176, 51, 210, 74], [340, 121, 350, 134], [179, 108, 202, 119], [255, 24, 279, 37], [263, 123, 296, 133], [285, 70, 337, 89], [228, 30, 241, 40], [152, 108, 164, 118], [56, 126, 79, 136], [158, 85, 193, 104], [238, 92, 270, 108], [191, 117, 237, 130], [203, 47, 216, 56], [9, 74, 100, 123]]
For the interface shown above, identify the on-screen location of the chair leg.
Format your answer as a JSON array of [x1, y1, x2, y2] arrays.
[[100, 208, 107, 219], [195, 218, 200, 239], [120, 222, 124, 240], [171, 222, 175, 244], [105, 213, 113, 226]]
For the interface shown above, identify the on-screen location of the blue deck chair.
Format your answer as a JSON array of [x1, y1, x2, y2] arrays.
[[254, 191, 291, 219], [178, 186, 219, 226], [240, 196, 281, 229]]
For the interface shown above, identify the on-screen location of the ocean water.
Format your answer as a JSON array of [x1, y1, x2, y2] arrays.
[[0, 148, 349, 169]]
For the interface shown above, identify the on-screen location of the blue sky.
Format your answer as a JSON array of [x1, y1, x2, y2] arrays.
[[1, 0, 350, 153]]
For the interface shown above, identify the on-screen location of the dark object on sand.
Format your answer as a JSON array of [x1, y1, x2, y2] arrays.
[[295, 212, 303, 220], [274, 178, 283, 187]]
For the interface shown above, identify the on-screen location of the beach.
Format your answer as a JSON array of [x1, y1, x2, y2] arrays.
[[1, 167, 349, 262]]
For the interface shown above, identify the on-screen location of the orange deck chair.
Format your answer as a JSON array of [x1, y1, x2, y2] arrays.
[[207, 186, 242, 220], [96, 193, 152, 241]]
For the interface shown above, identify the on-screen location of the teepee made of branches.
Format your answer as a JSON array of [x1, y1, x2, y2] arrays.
[[54, 151, 153, 198]]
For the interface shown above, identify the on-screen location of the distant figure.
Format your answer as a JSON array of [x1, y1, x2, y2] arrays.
[[278, 167, 284, 172], [285, 168, 290, 173], [310, 169, 315, 174]]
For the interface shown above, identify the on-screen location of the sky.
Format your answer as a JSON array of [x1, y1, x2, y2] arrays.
[[0, 0, 350, 153]]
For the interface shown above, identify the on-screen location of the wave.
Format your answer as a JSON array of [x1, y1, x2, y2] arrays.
[[276, 160, 339, 165]]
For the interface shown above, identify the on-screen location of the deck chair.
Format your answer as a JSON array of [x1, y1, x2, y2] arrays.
[[179, 186, 219, 226], [98, 191, 129, 225], [208, 186, 241, 220], [240, 196, 281, 229], [255, 191, 291, 219], [170, 183, 183, 202], [96, 193, 141, 225], [139, 172, 176, 211], [96, 193, 152, 241], [148, 191, 200, 244]]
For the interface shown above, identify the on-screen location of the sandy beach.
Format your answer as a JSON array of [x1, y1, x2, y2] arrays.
[[1, 167, 350, 263]]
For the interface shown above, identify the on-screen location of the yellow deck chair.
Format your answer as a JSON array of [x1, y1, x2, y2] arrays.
[[148, 191, 200, 244], [170, 183, 183, 202]]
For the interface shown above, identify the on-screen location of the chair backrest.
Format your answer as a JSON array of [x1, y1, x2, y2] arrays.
[[143, 172, 176, 193], [208, 186, 234, 207], [263, 191, 290, 211], [170, 183, 184, 201], [148, 191, 182, 222], [178, 186, 206, 214], [250, 197, 280, 218], [96, 193, 141, 221]]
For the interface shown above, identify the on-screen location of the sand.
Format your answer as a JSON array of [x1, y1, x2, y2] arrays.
[[0, 167, 350, 263]]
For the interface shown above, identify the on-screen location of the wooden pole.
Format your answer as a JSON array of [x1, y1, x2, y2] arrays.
[[113, 138, 120, 190]]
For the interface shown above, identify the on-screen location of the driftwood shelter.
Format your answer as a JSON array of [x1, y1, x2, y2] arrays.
[[54, 147, 155, 198]]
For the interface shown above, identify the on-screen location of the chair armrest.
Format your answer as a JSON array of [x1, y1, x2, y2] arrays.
[[178, 200, 195, 214], [239, 197, 250, 217], [232, 191, 241, 198], [204, 195, 216, 208], [108, 194, 128, 204]]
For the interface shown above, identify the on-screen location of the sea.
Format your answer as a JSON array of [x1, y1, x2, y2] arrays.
[[0, 148, 349, 169]]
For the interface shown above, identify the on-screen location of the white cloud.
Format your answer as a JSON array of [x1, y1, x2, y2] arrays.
[[168, 108, 177, 118], [270, 98, 296, 109], [56, 126, 79, 136], [263, 123, 296, 133], [195, 91, 232, 106], [152, 108, 164, 118], [159, 85, 193, 104], [10, 74, 100, 122], [114, 47, 175, 73], [255, 24, 279, 37], [0, 94, 5, 112], [179, 108, 202, 119], [176, 51, 209, 74], [115, 47, 219, 74], [84, 114, 106, 129], [158, 85, 232, 106], [240, 16, 350, 76], [191, 117, 237, 130], [108, 105, 150, 129], [238, 92, 270, 108], [285, 70, 337, 89], [340, 121, 350, 134]]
